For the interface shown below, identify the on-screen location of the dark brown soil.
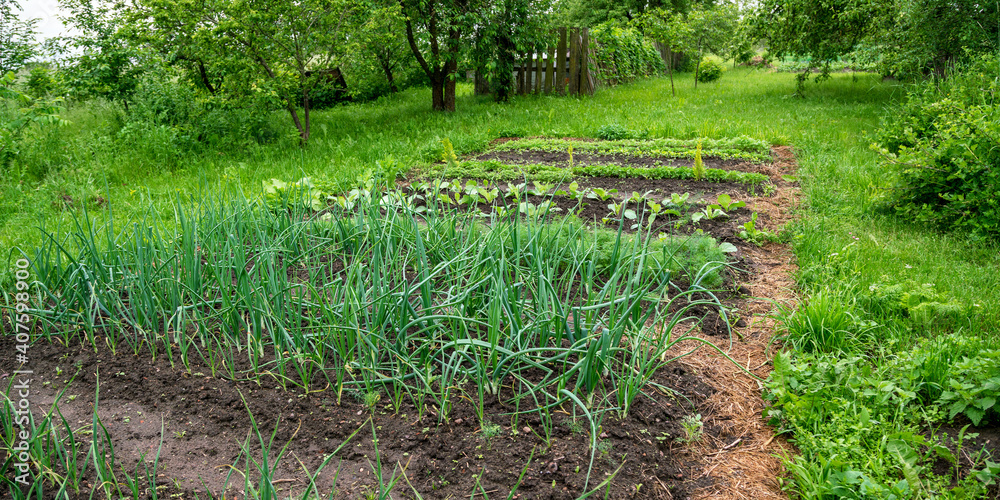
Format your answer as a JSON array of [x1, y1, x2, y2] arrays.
[[928, 424, 1000, 496], [0, 333, 718, 499]]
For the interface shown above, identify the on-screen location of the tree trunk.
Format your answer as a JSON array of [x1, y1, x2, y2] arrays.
[[444, 58, 457, 112], [378, 52, 398, 93], [431, 77, 445, 111], [302, 87, 311, 145], [287, 103, 305, 145], [668, 45, 675, 97], [197, 60, 217, 94]]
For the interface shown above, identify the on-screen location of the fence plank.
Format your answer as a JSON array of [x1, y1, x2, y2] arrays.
[[520, 52, 530, 94], [580, 28, 592, 94], [545, 42, 556, 94], [568, 28, 580, 95], [534, 49, 543, 94], [556, 28, 568, 94]]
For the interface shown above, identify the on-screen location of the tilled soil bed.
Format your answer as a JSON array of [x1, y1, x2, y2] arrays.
[[2, 143, 803, 499]]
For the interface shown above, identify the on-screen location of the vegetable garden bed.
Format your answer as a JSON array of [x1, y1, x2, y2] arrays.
[[2, 137, 802, 499]]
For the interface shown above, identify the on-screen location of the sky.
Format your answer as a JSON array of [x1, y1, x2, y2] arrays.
[[21, 0, 76, 42]]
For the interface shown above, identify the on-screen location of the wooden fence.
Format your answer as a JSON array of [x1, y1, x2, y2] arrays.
[[475, 27, 595, 96]]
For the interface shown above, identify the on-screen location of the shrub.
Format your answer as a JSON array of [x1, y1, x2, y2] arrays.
[[874, 55, 1000, 240], [590, 22, 666, 86], [696, 58, 723, 83], [595, 124, 648, 140], [117, 67, 279, 159]]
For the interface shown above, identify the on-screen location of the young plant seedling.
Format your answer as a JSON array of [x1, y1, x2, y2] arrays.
[[715, 193, 746, 211], [530, 181, 554, 196], [441, 137, 459, 169], [507, 183, 526, 201], [666, 192, 691, 209], [693, 141, 705, 181], [739, 212, 775, 246], [588, 187, 618, 201], [701, 205, 728, 220]]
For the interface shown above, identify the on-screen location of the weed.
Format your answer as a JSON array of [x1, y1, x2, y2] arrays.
[[679, 414, 703, 443]]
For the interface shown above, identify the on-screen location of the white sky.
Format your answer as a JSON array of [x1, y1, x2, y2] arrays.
[[21, 0, 75, 42]]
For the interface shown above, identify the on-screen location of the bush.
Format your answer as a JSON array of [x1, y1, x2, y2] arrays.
[[595, 123, 648, 140], [590, 22, 666, 86], [696, 58, 723, 83], [874, 55, 1000, 240], [117, 67, 279, 160]]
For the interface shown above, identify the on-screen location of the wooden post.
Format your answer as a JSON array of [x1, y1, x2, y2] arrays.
[[534, 49, 543, 94], [568, 28, 580, 95], [545, 41, 556, 94], [521, 53, 531, 95], [580, 28, 592, 95], [556, 28, 568, 94]]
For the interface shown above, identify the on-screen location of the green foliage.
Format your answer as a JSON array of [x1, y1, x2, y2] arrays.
[[115, 67, 279, 159], [25, 66, 61, 98], [864, 278, 967, 329], [492, 136, 773, 162], [874, 56, 1000, 240], [595, 124, 648, 140], [424, 159, 770, 186], [696, 58, 722, 83], [262, 177, 326, 211], [766, 338, 1000, 498], [50, 0, 147, 106], [130, 0, 360, 144], [752, 0, 998, 85], [777, 291, 869, 354], [692, 140, 705, 180], [0, 0, 38, 75], [0, 73, 68, 168], [589, 22, 666, 86], [737, 212, 775, 246]]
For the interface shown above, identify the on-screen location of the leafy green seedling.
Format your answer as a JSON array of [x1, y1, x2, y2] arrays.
[[666, 192, 690, 208], [716, 193, 746, 211], [588, 187, 618, 201], [530, 181, 554, 196], [701, 206, 728, 220], [738, 212, 775, 246]]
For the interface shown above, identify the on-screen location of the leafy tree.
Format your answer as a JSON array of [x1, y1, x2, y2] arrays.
[[49, 0, 147, 108], [637, 8, 692, 95], [354, 2, 411, 95], [399, 0, 486, 112], [0, 0, 38, 75], [133, 0, 361, 144], [863, 0, 999, 78], [470, 0, 550, 102], [554, 0, 710, 26], [683, 3, 736, 88]]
